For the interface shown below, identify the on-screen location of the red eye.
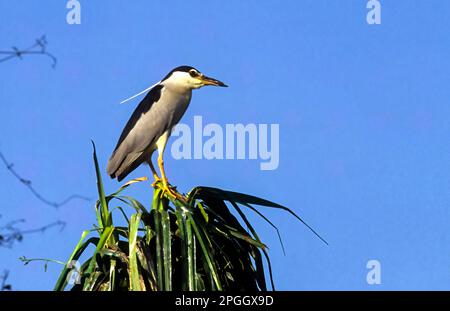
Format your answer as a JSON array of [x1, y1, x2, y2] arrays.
[[189, 70, 198, 77]]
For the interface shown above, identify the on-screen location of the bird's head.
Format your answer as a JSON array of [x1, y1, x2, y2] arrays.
[[162, 66, 228, 90]]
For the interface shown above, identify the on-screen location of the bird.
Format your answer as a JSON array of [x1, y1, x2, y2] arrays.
[[107, 65, 227, 200]]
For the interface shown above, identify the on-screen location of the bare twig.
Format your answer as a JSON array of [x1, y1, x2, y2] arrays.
[[0, 270, 11, 291], [0, 150, 90, 208], [0, 35, 57, 68], [0, 218, 65, 290], [0, 217, 65, 249]]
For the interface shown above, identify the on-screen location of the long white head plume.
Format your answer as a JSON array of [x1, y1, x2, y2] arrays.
[[119, 81, 161, 104]]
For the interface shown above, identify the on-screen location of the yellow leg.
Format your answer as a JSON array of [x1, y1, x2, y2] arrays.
[[149, 159, 161, 187], [157, 153, 185, 202]]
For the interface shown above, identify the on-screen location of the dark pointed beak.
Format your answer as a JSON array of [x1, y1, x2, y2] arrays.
[[200, 75, 228, 87]]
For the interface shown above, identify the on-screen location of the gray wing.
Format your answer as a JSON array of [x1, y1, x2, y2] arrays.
[[107, 84, 168, 181]]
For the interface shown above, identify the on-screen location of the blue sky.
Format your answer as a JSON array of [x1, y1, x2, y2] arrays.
[[0, 0, 449, 290]]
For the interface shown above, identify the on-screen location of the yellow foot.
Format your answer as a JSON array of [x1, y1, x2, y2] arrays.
[[161, 182, 186, 203], [151, 175, 161, 188]]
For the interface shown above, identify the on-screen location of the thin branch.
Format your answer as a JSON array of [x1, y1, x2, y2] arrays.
[[0, 151, 90, 208], [0, 217, 65, 249], [0, 150, 90, 208], [0, 35, 57, 68], [19, 256, 66, 267], [0, 270, 11, 291], [18, 220, 66, 235]]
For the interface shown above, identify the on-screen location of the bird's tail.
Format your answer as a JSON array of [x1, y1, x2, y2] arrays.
[[107, 151, 143, 182]]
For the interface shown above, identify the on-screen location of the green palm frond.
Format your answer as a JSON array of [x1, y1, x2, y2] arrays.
[[51, 144, 325, 291]]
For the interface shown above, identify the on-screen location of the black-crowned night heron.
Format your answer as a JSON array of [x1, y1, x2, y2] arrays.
[[107, 66, 227, 199]]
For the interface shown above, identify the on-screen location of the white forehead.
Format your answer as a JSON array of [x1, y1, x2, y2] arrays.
[[170, 71, 192, 80], [163, 70, 202, 90], [165, 70, 199, 84]]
